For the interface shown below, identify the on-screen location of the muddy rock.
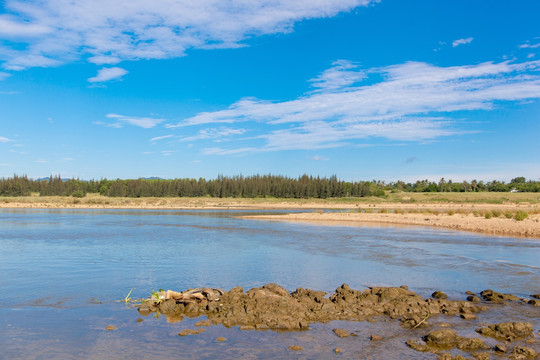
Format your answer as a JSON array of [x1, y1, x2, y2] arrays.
[[494, 344, 507, 353], [455, 337, 490, 351], [333, 328, 350, 338], [158, 299, 179, 315], [216, 337, 226, 342], [531, 294, 540, 299], [480, 289, 521, 303], [195, 320, 212, 327], [334, 347, 342, 354], [528, 299, 540, 306], [460, 313, 477, 320], [509, 346, 537, 360], [406, 339, 428, 352], [432, 291, 448, 299], [436, 353, 468, 360], [370, 334, 383, 341], [423, 329, 460, 349], [288, 345, 303, 351], [137, 301, 157, 315], [476, 322, 533, 341], [471, 353, 490, 360], [467, 295, 481, 303], [178, 328, 205, 336]]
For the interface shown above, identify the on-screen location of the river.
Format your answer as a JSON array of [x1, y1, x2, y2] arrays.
[[1, 209, 538, 359]]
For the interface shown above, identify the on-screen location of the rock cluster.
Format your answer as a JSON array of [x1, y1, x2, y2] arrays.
[[138, 283, 486, 331]]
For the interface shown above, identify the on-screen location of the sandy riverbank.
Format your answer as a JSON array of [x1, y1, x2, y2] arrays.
[[243, 211, 540, 239], [2, 194, 539, 238]]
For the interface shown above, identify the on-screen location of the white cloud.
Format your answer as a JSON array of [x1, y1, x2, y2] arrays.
[[150, 134, 175, 142], [103, 113, 165, 128], [519, 42, 540, 49], [309, 60, 366, 92], [0, 72, 12, 80], [87, 67, 128, 83], [312, 155, 329, 161], [0, 0, 377, 71], [172, 59, 540, 154], [161, 150, 176, 156], [178, 127, 246, 142], [0, 136, 14, 142], [452, 37, 474, 47]]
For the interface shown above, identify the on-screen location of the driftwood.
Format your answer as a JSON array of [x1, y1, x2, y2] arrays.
[[160, 287, 225, 303]]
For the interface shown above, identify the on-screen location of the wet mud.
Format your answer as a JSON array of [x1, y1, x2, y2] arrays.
[[138, 284, 540, 359]]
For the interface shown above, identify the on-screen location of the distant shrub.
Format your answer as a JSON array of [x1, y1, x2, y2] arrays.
[[491, 210, 502, 218], [447, 210, 455, 216], [72, 190, 85, 198], [473, 210, 480, 217], [504, 211, 514, 219], [514, 210, 528, 221], [380, 208, 389, 214], [484, 211, 492, 219]]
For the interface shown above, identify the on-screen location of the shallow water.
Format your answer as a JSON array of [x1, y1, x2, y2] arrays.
[[0, 209, 539, 359]]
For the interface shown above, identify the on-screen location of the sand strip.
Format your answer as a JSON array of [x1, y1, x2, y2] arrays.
[[242, 212, 540, 239]]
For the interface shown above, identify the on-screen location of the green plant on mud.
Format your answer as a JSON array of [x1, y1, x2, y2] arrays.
[[514, 210, 528, 221]]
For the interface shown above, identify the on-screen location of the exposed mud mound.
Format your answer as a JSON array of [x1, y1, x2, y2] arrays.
[[475, 322, 534, 341], [138, 283, 486, 330]]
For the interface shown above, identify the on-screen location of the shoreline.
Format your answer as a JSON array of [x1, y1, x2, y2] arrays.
[[1, 195, 539, 238], [243, 212, 540, 239]]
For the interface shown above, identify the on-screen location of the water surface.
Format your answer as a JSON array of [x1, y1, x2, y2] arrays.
[[1, 209, 539, 359]]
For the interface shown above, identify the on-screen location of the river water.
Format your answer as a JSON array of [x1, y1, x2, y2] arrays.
[[1, 209, 539, 359]]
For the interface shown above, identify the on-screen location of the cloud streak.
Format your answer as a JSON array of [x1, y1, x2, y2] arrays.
[[0, 0, 377, 71], [101, 114, 166, 128], [452, 37, 474, 47], [87, 67, 128, 83], [172, 59, 540, 154]]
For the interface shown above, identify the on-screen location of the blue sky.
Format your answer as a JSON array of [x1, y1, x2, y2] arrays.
[[1, 0, 539, 182]]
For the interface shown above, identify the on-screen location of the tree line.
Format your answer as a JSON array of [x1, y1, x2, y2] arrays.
[[1, 174, 539, 198]]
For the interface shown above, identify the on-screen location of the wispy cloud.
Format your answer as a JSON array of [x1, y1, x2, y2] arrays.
[[309, 60, 365, 92], [0, 136, 14, 142], [0, 72, 12, 80], [178, 127, 247, 142], [101, 114, 166, 129], [452, 37, 474, 47], [172, 59, 540, 154], [160, 150, 176, 156], [0, 0, 377, 71], [87, 67, 128, 83], [519, 42, 540, 49], [150, 134, 175, 142], [312, 155, 329, 161]]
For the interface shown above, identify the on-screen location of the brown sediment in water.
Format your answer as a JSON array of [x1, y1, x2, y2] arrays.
[[242, 211, 540, 239]]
